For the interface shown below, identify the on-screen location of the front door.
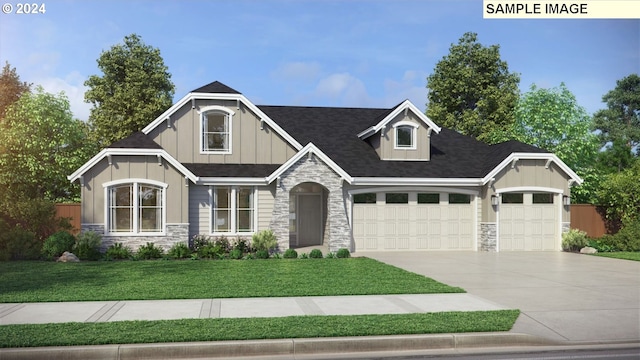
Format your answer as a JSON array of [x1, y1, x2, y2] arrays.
[[297, 194, 322, 246]]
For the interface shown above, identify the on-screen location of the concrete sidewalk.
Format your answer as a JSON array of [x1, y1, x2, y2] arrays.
[[0, 293, 508, 325]]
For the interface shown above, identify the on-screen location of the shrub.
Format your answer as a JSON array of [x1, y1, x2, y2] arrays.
[[136, 242, 164, 260], [561, 229, 589, 252], [41, 231, 76, 260], [0, 226, 39, 261], [283, 248, 298, 259], [233, 238, 250, 253], [167, 242, 191, 259], [213, 236, 231, 254], [74, 231, 102, 260], [229, 248, 243, 260], [272, 252, 282, 259], [255, 249, 270, 259], [243, 253, 255, 260], [198, 244, 225, 259], [309, 249, 323, 258], [105, 243, 133, 260], [299, 252, 308, 259], [191, 234, 211, 252], [251, 230, 277, 253], [588, 238, 617, 253], [325, 252, 336, 258], [610, 219, 640, 252], [336, 248, 351, 258]]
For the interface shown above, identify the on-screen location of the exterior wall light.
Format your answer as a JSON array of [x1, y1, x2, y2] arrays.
[[563, 195, 571, 206], [491, 194, 499, 206]]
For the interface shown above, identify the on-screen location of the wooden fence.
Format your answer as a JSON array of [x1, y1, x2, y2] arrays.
[[570, 204, 608, 238], [55, 203, 81, 234]]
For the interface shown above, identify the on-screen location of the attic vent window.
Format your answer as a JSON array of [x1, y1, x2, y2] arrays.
[[199, 105, 234, 154], [395, 125, 416, 149]]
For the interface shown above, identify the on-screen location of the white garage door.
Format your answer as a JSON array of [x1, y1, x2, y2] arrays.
[[499, 192, 557, 251], [353, 192, 474, 251]]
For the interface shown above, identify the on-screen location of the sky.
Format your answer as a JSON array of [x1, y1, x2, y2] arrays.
[[0, 0, 638, 122]]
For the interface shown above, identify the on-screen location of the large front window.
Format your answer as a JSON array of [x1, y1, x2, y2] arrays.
[[203, 111, 230, 152], [212, 186, 255, 233], [108, 182, 164, 233]]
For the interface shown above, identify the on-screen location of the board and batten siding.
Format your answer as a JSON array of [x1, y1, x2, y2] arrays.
[[188, 184, 276, 239], [148, 100, 297, 165], [375, 112, 431, 161], [80, 156, 188, 225]]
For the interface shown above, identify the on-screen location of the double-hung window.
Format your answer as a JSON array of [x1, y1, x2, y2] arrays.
[[106, 180, 166, 234], [212, 186, 255, 234], [200, 106, 234, 153]]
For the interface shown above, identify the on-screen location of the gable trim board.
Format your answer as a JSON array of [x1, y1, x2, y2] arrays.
[[70, 80, 582, 253]]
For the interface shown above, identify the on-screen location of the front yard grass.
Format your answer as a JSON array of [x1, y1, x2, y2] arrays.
[[594, 252, 640, 262], [0, 310, 520, 348], [0, 258, 464, 303]]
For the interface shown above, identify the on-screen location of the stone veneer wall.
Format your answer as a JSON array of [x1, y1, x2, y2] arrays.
[[81, 224, 189, 252], [479, 222, 497, 252], [269, 155, 351, 252]]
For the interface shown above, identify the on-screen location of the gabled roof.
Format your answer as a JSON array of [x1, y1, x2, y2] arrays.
[[191, 81, 241, 94], [356, 100, 441, 139], [108, 131, 162, 149]]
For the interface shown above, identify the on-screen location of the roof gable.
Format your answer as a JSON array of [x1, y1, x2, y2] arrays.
[[357, 100, 441, 139], [191, 81, 241, 94]]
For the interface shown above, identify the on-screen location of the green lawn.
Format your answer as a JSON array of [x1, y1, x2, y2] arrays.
[[0, 310, 520, 348], [594, 252, 640, 262], [0, 258, 464, 303]]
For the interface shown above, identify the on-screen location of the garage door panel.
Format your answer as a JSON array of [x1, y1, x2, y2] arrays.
[[500, 196, 558, 252]]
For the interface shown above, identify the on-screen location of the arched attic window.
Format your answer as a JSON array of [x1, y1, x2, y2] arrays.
[[393, 121, 419, 150], [199, 105, 235, 154]]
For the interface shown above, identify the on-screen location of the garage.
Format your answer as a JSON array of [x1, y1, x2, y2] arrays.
[[352, 192, 475, 251], [499, 192, 558, 251]]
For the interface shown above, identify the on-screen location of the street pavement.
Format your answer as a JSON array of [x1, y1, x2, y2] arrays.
[[1, 251, 639, 359]]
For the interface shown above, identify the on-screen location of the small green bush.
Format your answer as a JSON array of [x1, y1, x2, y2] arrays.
[[562, 229, 589, 252], [213, 236, 231, 254], [325, 252, 336, 258], [229, 248, 243, 260], [309, 249, 323, 258], [243, 253, 255, 260], [167, 242, 191, 259], [283, 248, 298, 259], [588, 238, 617, 253], [611, 219, 640, 252], [105, 243, 133, 260], [255, 249, 270, 259], [251, 230, 277, 253], [198, 244, 225, 259], [190, 235, 211, 252], [0, 227, 39, 261], [74, 231, 102, 260], [336, 248, 351, 258], [41, 231, 76, 260], [233, 238, 250, 253], [299, 252, 308, 259], [136, 242, 164, 260]]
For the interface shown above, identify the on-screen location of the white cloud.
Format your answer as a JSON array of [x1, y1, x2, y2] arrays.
[[38, 72, 91, 121], [314, 73, 370, 106], [271, 61, 322, 82], [383, 70, 428, 111]]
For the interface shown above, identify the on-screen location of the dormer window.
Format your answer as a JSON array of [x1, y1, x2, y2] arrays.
[[393, 121, 418, 150], [199, 105, 235, 154]]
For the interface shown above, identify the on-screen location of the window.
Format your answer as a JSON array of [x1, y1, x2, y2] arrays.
[[449, 193, 471, 204], [386, 193, 408, 204], [354, 193, 376, 204], [212, 186, 255, 233], [418, 193, 439, 204], [395, 125, 414, 148], [501, 193, 523, 204], [107, 182, 164, 234], [202, 110, 231, 152], [533, 193, 554, 204]]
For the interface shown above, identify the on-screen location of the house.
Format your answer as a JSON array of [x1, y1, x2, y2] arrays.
[[68, 81, 582, 253]]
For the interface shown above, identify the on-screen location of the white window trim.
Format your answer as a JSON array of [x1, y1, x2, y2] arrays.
[[103, 179, 168, 236], [393, 121, 418, 150], [209, 186, 257, 236], [199, 105, 234, 155]]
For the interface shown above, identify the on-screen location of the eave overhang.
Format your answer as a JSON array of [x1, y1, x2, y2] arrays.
[[357, 100, 442, 139], [481, 152, 583, 185]]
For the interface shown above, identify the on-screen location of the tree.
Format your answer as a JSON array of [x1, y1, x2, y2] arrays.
[[0, 62, 31, 119], [596, 158, 640, 226], [85, 33, 175, 147], [0, 86, 93, 204], [592, 74, 640, 154], [426, 32, 520, 142]]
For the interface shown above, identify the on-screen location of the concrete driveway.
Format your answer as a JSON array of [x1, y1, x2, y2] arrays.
[[359, 251, 640, 343]]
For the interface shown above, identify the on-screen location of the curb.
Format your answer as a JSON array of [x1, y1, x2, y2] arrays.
[[0, 333, 562, 360]]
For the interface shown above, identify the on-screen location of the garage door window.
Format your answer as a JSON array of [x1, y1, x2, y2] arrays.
[[449, 193, 471, 204], [533, 193, 554, 204], [418, 193, 439, 204], [354, 193, 376, 204], [386, 193, 408, 204], [502, 193, 523, 204]]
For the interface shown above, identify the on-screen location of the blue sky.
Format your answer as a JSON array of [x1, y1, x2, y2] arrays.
[[1, 0, 638, 122]]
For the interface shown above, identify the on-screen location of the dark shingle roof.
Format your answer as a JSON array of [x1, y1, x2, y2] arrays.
[[191, 81, 241, 94], [183, 163, 281, 177], [108, 132, 162, 149], [258, 105, 535, 178], [482, 140, 549, 175]]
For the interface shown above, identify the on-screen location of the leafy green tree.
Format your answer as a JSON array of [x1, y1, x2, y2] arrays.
[[0, 62, 31, 119], [596, 158, 640, 226], [426, 32, 520, 142], [0, 86, 92, 203], [595, 139, 636, 174], [85, 33, 175, 147], [592, 74, 640, 154]]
